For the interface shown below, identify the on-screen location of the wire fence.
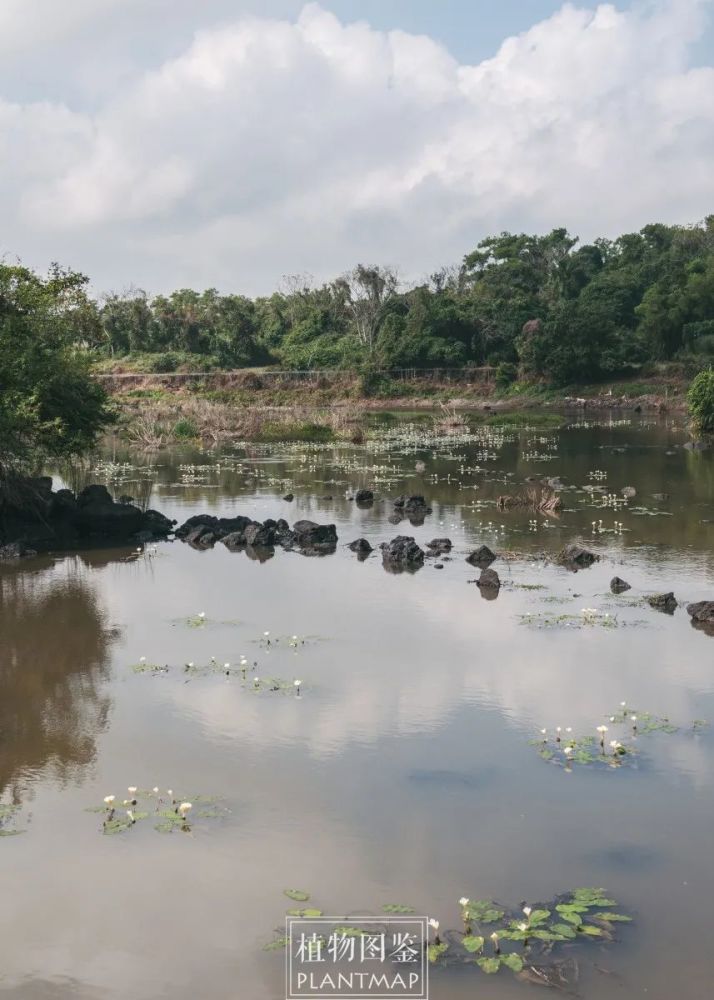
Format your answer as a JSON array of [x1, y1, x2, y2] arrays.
[[94, 366, 496, 384]]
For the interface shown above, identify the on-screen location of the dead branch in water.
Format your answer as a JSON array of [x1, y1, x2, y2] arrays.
[[497, 488, 562, 514]]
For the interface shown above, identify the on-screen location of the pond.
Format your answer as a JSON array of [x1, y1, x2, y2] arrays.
[[1, 413, 713, 999]]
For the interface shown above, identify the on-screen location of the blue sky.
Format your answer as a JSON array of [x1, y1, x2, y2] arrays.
[[0, 0, 712, 293]]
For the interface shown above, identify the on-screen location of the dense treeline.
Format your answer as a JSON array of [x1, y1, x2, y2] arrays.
[[6, 217, 714, 390]]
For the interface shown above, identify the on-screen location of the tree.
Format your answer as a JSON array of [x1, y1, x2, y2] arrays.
[[0, 262, 112, 473], [335, 265, 399, 354]]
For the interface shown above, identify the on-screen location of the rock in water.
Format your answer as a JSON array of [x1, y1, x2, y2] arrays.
[[646, 592, 678, 614], [292, 520, 338, 550], [477, 568, 500, 590], [243, 523, 276, 547], [686, 601, 714, 634], [466, 545, 496, 568], [557, 544, 598, 569], [392, 495, 432, 514], [354, 489, 374, 505], [380, 536, 424, 570], [621, 486, 637, 498], [348, 538, 373, 558], [427, 538, 452, 554], [610, 576, 632, 594]]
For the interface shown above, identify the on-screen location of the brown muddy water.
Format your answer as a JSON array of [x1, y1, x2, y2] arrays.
[[1, 413, 713, 1000]]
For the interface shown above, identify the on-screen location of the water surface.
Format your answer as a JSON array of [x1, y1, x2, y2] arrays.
[[1, 414, 713, 999]]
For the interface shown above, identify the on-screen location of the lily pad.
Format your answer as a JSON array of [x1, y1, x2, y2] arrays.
[[284, 889, 311, 903], [462, 935, 485, 953]]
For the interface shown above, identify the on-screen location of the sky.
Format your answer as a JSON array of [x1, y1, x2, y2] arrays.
[[0, 0, 712, 296]]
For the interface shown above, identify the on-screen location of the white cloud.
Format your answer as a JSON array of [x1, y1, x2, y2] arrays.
[[0, 0, 712, 293]]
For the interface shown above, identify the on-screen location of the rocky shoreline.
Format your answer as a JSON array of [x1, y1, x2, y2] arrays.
[[2, 480, 712, 635]]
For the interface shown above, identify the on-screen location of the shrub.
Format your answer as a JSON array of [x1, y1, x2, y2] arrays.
[[687, 369, 714, 433], [495, 362, 518, 390], [173, 418, 199, 440]]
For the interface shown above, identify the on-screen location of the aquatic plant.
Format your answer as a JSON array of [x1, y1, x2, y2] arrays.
[[534, 705, 708, 770], [266, 886, 632, 982], [532, 728, 635, 769], [87, 787, 229, 835], [519, 609, 625, 630]]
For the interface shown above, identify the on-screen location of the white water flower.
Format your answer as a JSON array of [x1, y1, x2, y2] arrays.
[[596, 725, 608, 734], [518, 922, 528, 933], [459, 897, 469, 907], [490, 932, 499, 941], [153, 787, 159, 794], [610, 716, 616, 722], [103, 795, 115, 805], [631, 715, 637, 723], [198, 612, 206, 619], [179, 802, 192, 815], [428, 919, 439, 930], [167, 789, 173, 796], [128, 786, 137, 794], [264, 631, 270, 636], [139, 656, 146, 663], [523, 906, 532, 917], [294, 679, 302, 687], [224, 662, 230, 669], [540, 728, 547, 735], [564, 746, 573, 756]]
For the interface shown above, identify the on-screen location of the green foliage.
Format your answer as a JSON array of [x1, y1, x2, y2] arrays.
[[12, 217, 714, 398], [0, 263, 113, 469], [495, 362, 518, 389], [688, 368, 714, 433], [172, 418, 199, 440]]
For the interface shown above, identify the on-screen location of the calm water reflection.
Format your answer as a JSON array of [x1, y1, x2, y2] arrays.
[[1, 415, 713, 999]]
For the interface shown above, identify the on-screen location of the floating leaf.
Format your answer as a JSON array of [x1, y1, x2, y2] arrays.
[[284, 889, 311, 902], [528, 909, 551, 926], [264, 937, 288, 952], [550, 923, 578, 938], [597, 913, 633, 923], [532, 929, 567, 942], [462, 936, 484, 953], [287, 908, 323, 918], [477, 957, 501, 974], [578, 925, 604, 936], [500, 953, 524, 973], [466, 900, 505, 924], [382, 904, 415, 914], [428, 943, 448, 963]]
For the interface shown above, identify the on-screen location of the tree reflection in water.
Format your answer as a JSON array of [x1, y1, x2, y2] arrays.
[[0, 559, 118, 803]]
